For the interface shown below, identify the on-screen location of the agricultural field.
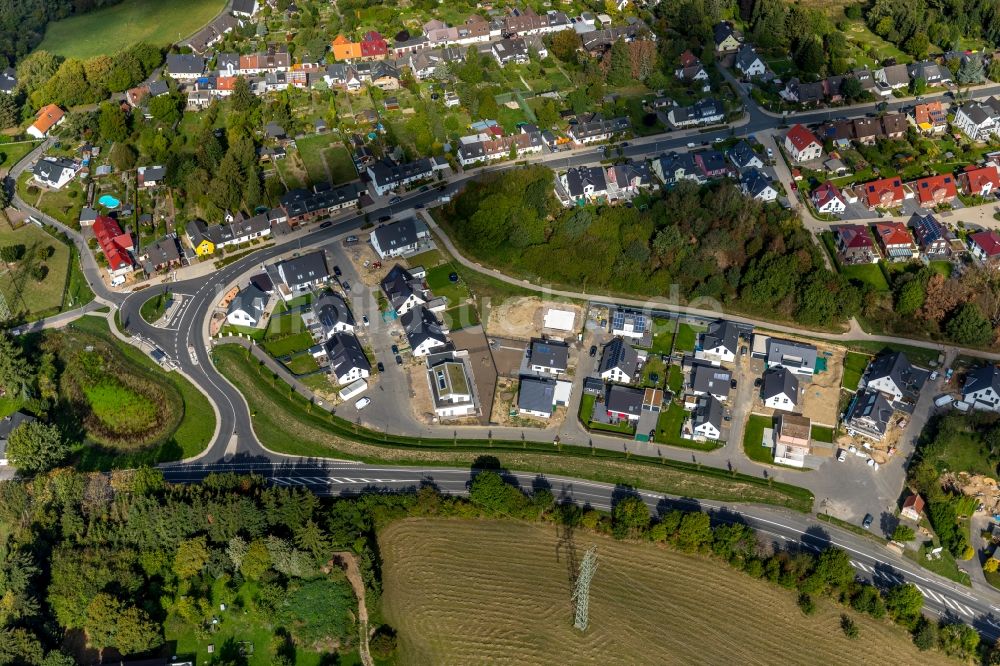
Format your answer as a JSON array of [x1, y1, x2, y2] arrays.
[[379, 519, 949, 666], [36, 0, 228, 59], [0, 140, 42, 175], [0, 221, 70, 319]]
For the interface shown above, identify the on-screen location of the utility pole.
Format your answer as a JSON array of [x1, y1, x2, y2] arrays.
[[572, 545, 598, 632]]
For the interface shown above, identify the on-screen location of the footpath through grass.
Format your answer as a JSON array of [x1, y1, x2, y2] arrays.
[[69, 315, 215, 468], [37, 0, 228, 58], [214, 345, 814, 511]]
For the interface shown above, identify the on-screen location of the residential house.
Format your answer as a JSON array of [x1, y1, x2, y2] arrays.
[[27, 104, 65, 139], [566, 115, 630, 144], [31, 158, 77, 189], [954, 101, 1000, 142], [852, 117, 880, 145], [580, 22, 651, 53], [694, 150, 733, 179], [530, 339, 569, 375], [908, 60, 951, 86], [369, 62, 401, 90], [324, 332, 371, 385], [773, 413, 812, 467], [913, 173, 957, 207], [313, 292, 356, 337], [232, 0, 259, 17], [699, 319, 739, 363], [909, 212, 951, 257], [280, 183, 363, 225], [727, 140, 763, 170], [834, 224, 879, 264], [226, 284, 269, 326], [862, 351, 923, 405], [457, 130, 544, 167], [875, 63, 910, 90], [881, 112, 908, 139], [675, 50, 709, 84], [360, 31, 389, 60], [812, 181, 847, 215], [331, 35, 363, 61], [863, 176, 906, 209], [426, 350, 478, 418], [492, 38, 529, 66], [651, 151, 703, 187], [913, 101, 948, 134], [370, 217, 430, 259], [186, 14, 238, 53], [274, 250, 329, 300], [559, 165, 608, 204], [0, 412, 35, 466], [518, 376, 558, 418], [963, 365, 1000, 412], [605, 384, 645, 422], [610, 308, 647, 340], [872, 221, 916, 262], [969, 229, 1000, 264], [766, 338, 817, 376], [607, 160, 653, 199], [713, 21, 740, 53], [185, 219, 218, 257], [783, 124, 823, 163], [779, 78, 824, 105], [961, 164, 1000, 196], [0, 68, 16, 94], [402, 305, 450, 356], [599, 338, 640, 384], [367, 157, 437, 196], [690, 360, 732, 402], [92, 216, 134, 278], [139, 236, 181, 274], [667, 98, 724, 128], [165, 54, 205, 80], [844, 388, 894, 440], [137, 165, 167, 188], [735, 44, 766, 77], [762, 367, 799, 411], [901, 494, 925, 521], [381, 264, 428, 315], [689, 394, 723, 440], [740, 168, 777, 202], [823, 76, 845, 102]]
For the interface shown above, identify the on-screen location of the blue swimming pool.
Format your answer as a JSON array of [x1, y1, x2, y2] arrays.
[[98, 195, 120, 208]]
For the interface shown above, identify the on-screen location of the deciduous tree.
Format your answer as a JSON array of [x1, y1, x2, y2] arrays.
[[7, 421, 69, 473]]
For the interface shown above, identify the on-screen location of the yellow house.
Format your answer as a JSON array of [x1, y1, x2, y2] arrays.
[[186, 219, 217, 256]]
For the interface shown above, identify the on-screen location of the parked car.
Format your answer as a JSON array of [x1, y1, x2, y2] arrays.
[[345, 235, 359, 244], [934, 394, 954, 407], [389, 196, 402, 204], [333, 265, 342, 277], [395, 354, 403, 365], [837, 449, 846, 462], [419, 185, 429, 192], [320, 220, 333, 229], [355, 397, 371, 410], [391, 344, 399, 355], [362, 315, 369, 326], [862, 513, 873, 529], [376, 361, 384, 372], [378, 215, 391, 222], [341, 281, 351, 291], [589, 345, 597, 357], [730, 378, 737, 389], [929, 370, 939, 381]]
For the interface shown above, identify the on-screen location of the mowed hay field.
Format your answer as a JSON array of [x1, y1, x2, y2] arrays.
[[37, 0, 227, 59], [380, 519, 953, 666]]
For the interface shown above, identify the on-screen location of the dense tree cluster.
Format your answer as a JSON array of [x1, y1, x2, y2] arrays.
[[0, 0, 127, 67], [444, 168, 862, 327], [864, 0, 1000, 56]]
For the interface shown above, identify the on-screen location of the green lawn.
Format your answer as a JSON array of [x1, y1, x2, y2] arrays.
[[810, 425, 835, 443], [653, 402, 720, 452], [842, 351, 870, 391], [674, 323, 704, 352], [0, 221, 70, 319], [263, 332, 316, 357], [928, 260, 953, 278], [442, 305, 479, 331], [844, 340, 941, 369], [425, 264, 470, 307], [69, 315, 215, 468], [139, 291, 170, 324], [0, 140, 42, 174], [37, 0, 228, 59], [667, 365, 684, 394], [842, 263, 890, 292], [742, 414, 774, 464], [588, 419, 635, 435], [266, 312, 304, 338], [905, 543, 972, 587], [640, 355, 666, 388], [578, 393, 596, 424], [286, 353, 320, 375], [648, 318, 676, 355], [294, 134, 357, 186]]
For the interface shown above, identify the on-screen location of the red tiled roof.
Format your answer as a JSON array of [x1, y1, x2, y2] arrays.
[[811, 180, 843, 207], [92, 216, 133, 271], [785, 124, 819, 152], [964, 166, 1000, 193], [970, 230, 1000, 257], [679, 50, 699, 67], [863, 177, 904, 208], [31, 104, 64, 134], [914, 174, 957, 204], [872, 221, 913, 248], [836, 224, 874, 249]]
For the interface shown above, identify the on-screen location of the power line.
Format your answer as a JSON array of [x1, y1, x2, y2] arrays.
[[572, 545, 597, 632]]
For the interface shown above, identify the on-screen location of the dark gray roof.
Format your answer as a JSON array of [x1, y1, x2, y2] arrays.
[[368, 158, 434, 187], [32, 157, 76, 183], [599, 338, 639, 378], [166, 53, 205, 75], [281, 182, 362, 218], [380, 264, 423, 310], [0, 67, 16, 93], [959, 101, 995, 126], [605, 384, 644, 416], [964, 365, 1000, 398], [139, 165, 167, 183], [845, 388, 893, 436], [735, 43, 761, 71], [702, 319, 739, 356], [741, 168, 773, 197], [691, 361, 732, 397], [314, 292, 355, 330], [149, 79, 170, 96], [727, 140, 759, 169], [530, 339, 569, 371], [693, 394, 723, 430], [570, 115, 630, 139], [767, 338, 817, 371], [401, 305, 448, 348], [325, 332, 370, 377], [762, 366, 798, 402], [565, 166, 607, 197], [228, 284, 268, 319], [494, 37, 528, 61], [232, 0, 258, 14], [713, 21, 737, 46], [277, 250, 328, 288], [865, 351, 918, 393], [371, 217, 427, 252], [583, 376, 605, 395], [141, 236, 180, 268], [519, 376, 555, 414]]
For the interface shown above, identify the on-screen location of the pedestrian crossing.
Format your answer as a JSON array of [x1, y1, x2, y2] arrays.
[[269, 476, 421, 486], [850, 559, 975, 616]]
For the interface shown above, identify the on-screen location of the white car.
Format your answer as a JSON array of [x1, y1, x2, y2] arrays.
[[930, 370, 939, 381], [837, 449, 846, 462], [355, 397, 371, 410]]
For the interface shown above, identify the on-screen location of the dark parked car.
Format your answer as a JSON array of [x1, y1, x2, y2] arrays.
[[395, 354, 403, 365], [341, 281, 351, 291], [378, 215, 391, 222], [391, 344, 399, 355], [320, 220, 333, 228], [589, 345, 597, 357], [730, 378, 737, 389], [419, 185, 429, 192], [333, 265, 342, 277], [376, 362, 385, 372], [389, 196, 402, 204], [862, 513, 874, 529]]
